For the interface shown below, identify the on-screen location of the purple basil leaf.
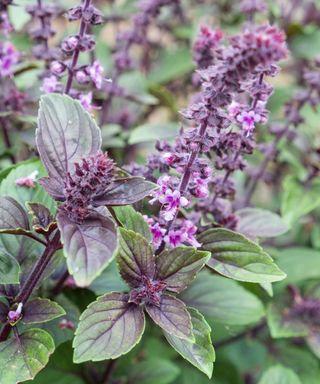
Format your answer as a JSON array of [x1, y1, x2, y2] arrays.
[[146, 294, 194, 341], [0, 196, 30, 235], [73, 292, 145, 363], [93, 177, 157, 206], [0, 301, 8, 323], [117, 228, 155, 288], [22, 298, 66, 324], [36, 93, 101, 181], [156, 247, 210, 293], [27, 203, 55, 233], [39, 177, 65, 201], [57, 207, 118, 287]]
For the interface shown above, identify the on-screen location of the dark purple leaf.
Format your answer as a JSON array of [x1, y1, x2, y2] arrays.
[[22, 298, 66, 324], [117, 228, 155, 288], [57, 207, 118, 287], [27, 203, 55, 233], [36, 93, 101, 181], [93, 177, 157, 206], [39, 177, 65, 201], [0, 196, 30, 234], [73, 292, 145, 362], [146, 294, 193, 341], [156, 247, 210, 293]]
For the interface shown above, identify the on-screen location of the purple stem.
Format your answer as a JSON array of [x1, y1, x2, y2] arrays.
[[0, 231, 61, 342], [155, 119, 208, 254], [0, 117, 15, 163], [64, 0, 92, 95]]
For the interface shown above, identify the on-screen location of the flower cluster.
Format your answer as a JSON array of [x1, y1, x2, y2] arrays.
[[41, 0, 106, 111], [26, 1, 61, 65], [0, 42, 20, 78], [134, 24, 288, 248], [192, 25, 223, 70], [112, 0, 184, 73], [0, 0, 13, 35], [63, 151, 115, 223], [238, 0, 267, 18]]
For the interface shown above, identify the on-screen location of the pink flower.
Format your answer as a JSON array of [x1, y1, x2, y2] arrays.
[[159, 189, 189, 221], [8, 302, 23, 324], [0, 42, 20, 77], [162, 152, 176, 166], [183, 220, 201, 247], [16, 170, 38, 188], [237, 110, 261, 135], [79, 92, 93, 111], [193, 177, 209, 198], [41, 76, 59, 93], [88, 60, 104, 89], [59, 319, 75, 330], [0, 12, 13, 36], [164, 230, 184, 247], [228, 101, 241, 117]]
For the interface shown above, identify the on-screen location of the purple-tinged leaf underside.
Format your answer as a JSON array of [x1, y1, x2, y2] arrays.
[[36, 93, 101, 181], [93, 177, 157, 206], [22, 298, 66, 324], [156, 247, 210, 293], [0, 328, 55, 383], [117, 228, 155, 288], [57, 207, 118, 287], [0, 196, 30, 235], [146, 294, 194, 341], [164, 307, 215, 378], [27, 203, 55, 233], [73, 292, 145, 363], [236, 208, 288, 239]]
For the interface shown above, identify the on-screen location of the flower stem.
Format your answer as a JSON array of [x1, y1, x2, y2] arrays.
[[64, 0, 92, 94], [156, 119, 208, 254], [0, 117, 15, 163], [0, 230, 61, 342]]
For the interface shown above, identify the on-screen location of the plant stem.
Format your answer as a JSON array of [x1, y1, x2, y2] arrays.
[[16, 231, 61, 304], [64, 0, 92, 94], [0, 230, 61, 342], [51, 270, 69, 296], [101, 360, 117, 384], [215, 321, 266, 349], [0, 117, 15, 163]]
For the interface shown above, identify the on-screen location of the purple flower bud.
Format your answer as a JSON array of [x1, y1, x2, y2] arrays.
[[63, 151, 115, 223], [78, 91, 93, 111], [50, 61, 66, 75], [41, 75, 59, 93], [61, 36, 79, 53], [67, 5, 82, 21], [7, 302, 23, 324], [88, 60, 103, 89], [76, 70, 90, 84]]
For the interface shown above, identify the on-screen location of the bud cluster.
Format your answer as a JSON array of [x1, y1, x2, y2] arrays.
[[63, 152, 115, 223]]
